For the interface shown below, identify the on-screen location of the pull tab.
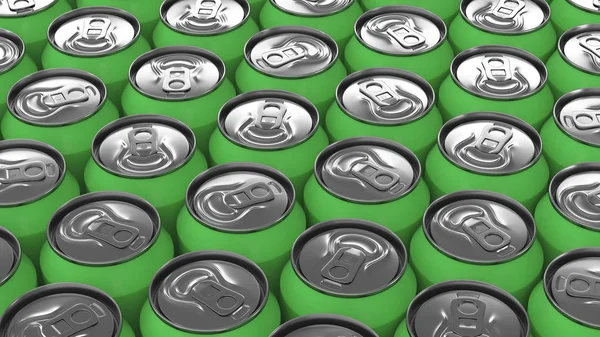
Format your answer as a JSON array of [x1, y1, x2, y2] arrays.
[[594, 0, 600, 9], [41, 303, 105, 337], [261, 45, 306, 68], [450, 293, 486, 337], [481, 56, 513, 82], [321, 247, 366, 286], [490, 0, 525, 20], [191, 279, 246, 316], [585, 186, 600, 207], [223, 182, 275, 210], [81, 17, 111, 41], [43, 84, 90, 109], [358, 79, 401, 107], [85, 217, 141, 249], [474, 124, 513, 155], [572, 110, 600, 130], [0, 160, 47, 184], [162, 67, 192, 95], [255, 100, 287, 130], [579, 36, 600, 60], [386, 22, 426, 49], [194, 0, 222, 20], [463, 220, 512, 253], [565, 273, 600, 300], [7, 0, 35, 13], [350, 160, 402, 192], [128, 126, 159, 157]]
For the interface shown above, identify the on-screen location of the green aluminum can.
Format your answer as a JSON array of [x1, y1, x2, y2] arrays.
[[84, 115, 208, 237], [547, 24, 600, 99], [42, 7, 152, 107], [270, 314, 379, 337], [325, 68, 443, 163], [528, 248, 600, 337], [0, 139, 80, 268], [0, 29, 37, 119], [40, 191, 174, 330], [140, 251, 281, 337], [541, 88, 600, 176], [177, 163, 306, 295], [209, 90, 329, 202], [153, 0, 260, 81], [279, 218, 417, 337], [425, 112, 550, 212], [235, 26, 348, 115], [2, 68, 119, 184], [438, 45, 554, 130], [359, 0, 460, 26], [0, 226, 37, 316], [122, 46, 237, 156], [344, 6, 455, 92], [409, 190, 544, 305], [551, 0, 600, 37], [449, 0, 557, 62]]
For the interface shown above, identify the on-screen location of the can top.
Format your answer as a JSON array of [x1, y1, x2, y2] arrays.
[[187, 163, 295, 232], [218, 90, 319, 150], [0, 139, 66, 207], [451, 45, 547, 100], [406, 280, 529, 337], [0, 29, 25, 74], [559, 24, 600, 75], [270, 0, 354, 17], [149, 251, 269, 333], [92, 115, 196, 178], [244, 26, 338, 78], [461, 0, 550, 35], [269, 315, 379, 337], [554, 89, 600, 148], [47, 192, 161, 266], [0, 283, 122, 337], [160, 0, 250, 36], [0, 227, 20, 286], [355, 6, 447, 56], [292, 219, 408, 297], [567, 0, 600, 13], [129, 46, 226, 101], [439, 112, 542, 175], [424, 190, 536, 264], [336, 68, 435, 126], [544, 248, 600, 329], [7, 69, 107, 126], [0, 0, 57, 17], [48, 7, 141, 57]]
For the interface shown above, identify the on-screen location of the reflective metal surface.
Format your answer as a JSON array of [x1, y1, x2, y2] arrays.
[[462, 0, 550, 34], [271, 0, 354, 16], [161, 0, 248, 35], [560, 24, 600, 75], [0, 30, 23, 74], [0, 227, 19, 285], [552, 164, 600, 231], [567, 0, 600, 13], [555, 89, 600, 146], [270, 315, 378, 337], [0, 0, 57, 17]]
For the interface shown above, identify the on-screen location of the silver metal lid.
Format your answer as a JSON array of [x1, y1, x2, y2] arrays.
[[461, 0, 550, 35], [149, 251, 269, 333], [559, 24, 600, 75], [270, 0, 354, 17], [92, 115, 196, 178], [47, 192, 161, 266], [292, 219, 408, 297], [406, 280, 530, 337], [451, 45, 547, 100], [545, 248, 600, 329], [336, 68, 435, 126], [567, 0, 600, 14], [244, 26, 338, 78], [315, 137, 421, 204], [554, 88, 600, 147], [424, 190, 536, 264], [7, 69, 107, 127], [187, 163, 295, 233], [439, 112, 542, 175], [48, 7, 141, 57], [0, 29, 24, 74], [0, 140, 66, 207], [269, 315, 379, 337], [0, 283, 122, 337], [0, 0, 57, 17], [218, 90, 319, 150], [0, 227, 20, 286], [160, 0, 250, 36], [129, 46, 226, 101], [354, 6, 447, 56]]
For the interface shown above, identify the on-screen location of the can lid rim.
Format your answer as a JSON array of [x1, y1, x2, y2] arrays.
[[185, 162, 296, 233], [334, 67, 436, 126], [0, 0, 58, 18], [0, 226, 21, 286], [268, 0, 355, 18], [566, 0, 600, 15], [291, 218, 408, 298], [552, 88, 600, 148], [269, 314, 379, 337], [558, 24, 600, 76], [0, 29, 25, 74]]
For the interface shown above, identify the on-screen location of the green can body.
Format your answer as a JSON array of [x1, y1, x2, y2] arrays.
[[550, 0, 600, 36], [547, 50, 600, 99], [0, 252, 37, 316], [0, 55, 37, 120], [359, 0, 460, 25]]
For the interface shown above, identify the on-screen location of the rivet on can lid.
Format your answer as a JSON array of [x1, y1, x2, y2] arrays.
[[461, 0, 550, 35], [48, 7, 141, 57], [439, 112, 542, 175], [149, 251, 268, 333], [0, 0, 57, 17], [545, 248, 600, 329], [554, 89, 600, 147], [292, 219, 407, 297], [559, 24, 600, 75], [269, 314, 379, 337], [336, 68, 435, 125], [567, 0, 600, 13], [92, 115, 196, 178], [161, 0, 249, 36], [424, 190, 536, 264], [0, 227, 20, 286], [407, 281, 530, 337], [451, 45, 547, 100], [245, 26, 338, 78], [355, 6, 447, 56], [270, 0, 354, 17], [0, 29, 24, 74], [130, 46, 226, 101]]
